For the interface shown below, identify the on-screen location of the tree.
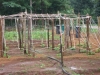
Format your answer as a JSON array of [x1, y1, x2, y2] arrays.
[[70, 0, 94, 15], [94, 0, 100, 17], [0, 0, 73, 15]]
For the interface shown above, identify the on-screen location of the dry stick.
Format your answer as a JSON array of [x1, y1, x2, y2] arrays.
[[23, 15, 27, 54], [28, 19, 30, 54], [30, 16, 33, 52], [28, 18, 32, 54], [0, 17, 3, 57], [86, 17, 90, 53], [47, 24, 49, 48], [2, 18, 6, 57], [15, 18, 19, 49], [47, 20, 49, 48], [59, 18, 63, 67], [78, 14, 81, 52], [17, 19, 22, 49], [70, 19, 74, 47], [97, 17, 100, 41], [51, 19, 54, 50], [20, 17, 24, 49], [69, 20, 72, 47], [72, 19, 75, 48], [64, 17, 69, 49]]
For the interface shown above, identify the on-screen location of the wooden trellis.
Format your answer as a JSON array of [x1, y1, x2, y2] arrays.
[[0, 12, 92, 58]]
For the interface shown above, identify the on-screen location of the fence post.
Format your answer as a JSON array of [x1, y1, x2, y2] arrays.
[[86, 15, 90, 53], [51, 19, 54, 50], [97, 17, 100, 34], [0, 17, 3, 57]]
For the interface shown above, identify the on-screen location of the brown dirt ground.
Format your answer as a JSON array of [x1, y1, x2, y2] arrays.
[[1, 33, 100, 75]]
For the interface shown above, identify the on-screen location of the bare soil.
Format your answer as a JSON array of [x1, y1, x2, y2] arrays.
[[1, 33, 100, 75]]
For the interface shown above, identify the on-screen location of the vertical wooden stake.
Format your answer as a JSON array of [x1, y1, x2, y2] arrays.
[[47, 24, 49, 48], [78, 14, 81, 52], [97, 17, 100, 32], [23, 15, 27, 54], [17, 19, 22, 49], [0, 17, 3, 57], [51, 19, 54, 50], [86, 16, 90, 53]]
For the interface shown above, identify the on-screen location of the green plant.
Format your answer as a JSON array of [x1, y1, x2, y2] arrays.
[[87, 51, 95, 55], [80, 49, 87, 53], [41, 44, 45, 47], [82, 43, 87, 48], [77, 44, 83, 47], [54, 47, 60, 51], [56, 53, 61, 57], [5, 46, 9, 50], [40, 64, 45, 68], [3, 51, 7, 57], [69, 47, 76, 50], [95, 48, 100, 53]]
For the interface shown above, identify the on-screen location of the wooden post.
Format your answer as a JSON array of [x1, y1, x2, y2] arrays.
[[17, 19, 22, 49], [2, 18, 6, 57], [47, 20, 49, 48], [64, 17, 69, 49], [47, 24, 49, 48], [78, 14, 81, 52], [97, 17, 100, 34], [23, 14, 27, 54], [0, 17, 3, 57], [51, 19, 54, 50], [86, 16, 90, 53]]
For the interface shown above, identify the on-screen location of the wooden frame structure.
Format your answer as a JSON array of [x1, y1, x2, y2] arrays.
[[0, 12, 91, 58]]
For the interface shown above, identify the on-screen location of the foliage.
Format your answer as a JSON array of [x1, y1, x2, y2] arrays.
[[69, 47, 76, 50], [0, 0, 99, 23], [80, 49, 87, 53], [87, 51, 95, 55], [95, 48, 100, 53], [70, 0, 94, 15], [94, 0, 100, 17]]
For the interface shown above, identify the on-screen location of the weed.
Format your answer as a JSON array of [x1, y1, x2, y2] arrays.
[[95, 48, 100, 53], [40, 64, 45, 68], [56, 53, 61, 57], [87, 51, 95, 55], [54, 47, 60, 51], [69, 47, 76, 50], [80, 49, 87, 53], [41, 44, 45, 47]]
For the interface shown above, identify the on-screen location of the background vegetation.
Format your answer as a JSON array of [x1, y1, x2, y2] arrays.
[[0, 0, 100, 20]]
